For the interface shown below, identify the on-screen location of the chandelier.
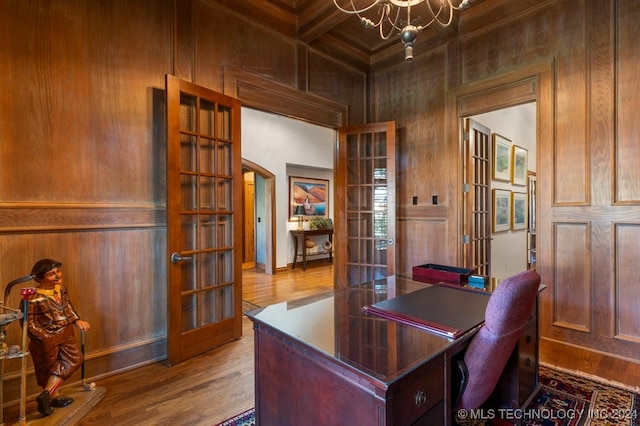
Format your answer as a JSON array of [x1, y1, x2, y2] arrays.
[[332, 0, 470, 61]]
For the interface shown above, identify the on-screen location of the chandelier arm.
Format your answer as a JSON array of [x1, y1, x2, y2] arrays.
[[372, 12, 389, 31], [376, 11, 400, 38], [417, 17, 436, 31], [425, 0, 454, 27], [332, 0, 384, 15], [450, 0, 470, 10], [380, 6, 404, 37]]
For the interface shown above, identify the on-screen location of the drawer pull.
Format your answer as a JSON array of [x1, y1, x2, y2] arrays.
[[526, 335, 532, 344], [415, 389, 427, 406], [525, 357, 531, 367]]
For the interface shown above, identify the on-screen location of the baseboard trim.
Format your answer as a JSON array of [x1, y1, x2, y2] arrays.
[[1, 337, 166, 409]]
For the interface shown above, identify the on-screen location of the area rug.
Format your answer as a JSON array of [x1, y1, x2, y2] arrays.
[[215, 408, 255, 426], [242, 299, 260, 314], [458, 364, 640, 425], [520, 364, 640, 426]]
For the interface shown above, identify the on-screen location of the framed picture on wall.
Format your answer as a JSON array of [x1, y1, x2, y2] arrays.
[[512, 145, 528, 186], [492, 134, 512, 182], [492, 189, 511, 233], [289, 176, 329, 220], [511, 191, 527, 230]]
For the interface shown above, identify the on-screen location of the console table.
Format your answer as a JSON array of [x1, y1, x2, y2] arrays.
[[290, 228, 333, 270]]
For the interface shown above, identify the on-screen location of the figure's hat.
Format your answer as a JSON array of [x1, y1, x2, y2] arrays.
[[31, 259, 63, 279]]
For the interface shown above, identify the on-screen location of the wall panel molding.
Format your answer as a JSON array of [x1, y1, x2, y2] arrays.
[[614, 223, 640, 343], [222, 65, 347, 128], [1, 337, 165, 405], [552, 221, 590, 331], [614, 0, 640, 203], [0, 204, 165, 233], [397, 218, 450, 275], [397, 205, 449, 221]]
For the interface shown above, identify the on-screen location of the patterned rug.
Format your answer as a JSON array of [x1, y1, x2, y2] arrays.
[[241, 299, 260, 314], [520, 364, 640, 426], [216, 364, 640, 426], [458, 364, 640, 425], [215, 408, 255, 426]]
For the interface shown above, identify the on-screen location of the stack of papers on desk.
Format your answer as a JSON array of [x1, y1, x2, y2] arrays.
[[362, 285, 490, 339]]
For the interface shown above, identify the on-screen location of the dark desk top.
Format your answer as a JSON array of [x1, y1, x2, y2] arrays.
[[246, 276, 490, 385]]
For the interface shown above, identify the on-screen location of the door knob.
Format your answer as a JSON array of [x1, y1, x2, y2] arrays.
[[171, 252, 193, 264]]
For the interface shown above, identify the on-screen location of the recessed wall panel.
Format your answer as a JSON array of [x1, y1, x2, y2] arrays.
[[398, 217, 448, 275], [615, 2, 640, 203], [553, 222, 590, 330], [615, 224, 640, 342]]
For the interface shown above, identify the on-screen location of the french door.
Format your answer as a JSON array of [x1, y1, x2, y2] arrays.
[[165, 75, 242, 364], [335, 122, 396, 288], [463, 118, 491, 277]]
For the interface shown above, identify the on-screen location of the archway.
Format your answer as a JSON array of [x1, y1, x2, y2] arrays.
[[242, 159, 276, 274]]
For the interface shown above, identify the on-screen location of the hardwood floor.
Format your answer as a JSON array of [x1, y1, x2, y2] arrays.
[[3, 264, 335, 425], [540, 339, 640, 388], [4, 263, 640, 424]]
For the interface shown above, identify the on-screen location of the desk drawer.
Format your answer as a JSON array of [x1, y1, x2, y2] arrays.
[[392, 359, 444, 425], [413, 400, 444, 425], [517, 314, 538, 402]]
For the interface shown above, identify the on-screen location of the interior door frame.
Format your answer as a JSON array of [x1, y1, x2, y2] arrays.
[[454, 61, 553, 282], [222, 66, 347, 276], [242, 159, 276, 274]]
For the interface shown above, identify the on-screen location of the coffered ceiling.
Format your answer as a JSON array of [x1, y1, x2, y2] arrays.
[[213, 0, 487, 70]]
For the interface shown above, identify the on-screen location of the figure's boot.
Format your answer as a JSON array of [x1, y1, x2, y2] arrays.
[[51, 394, 74, 407], [36, 390, 54, 416]]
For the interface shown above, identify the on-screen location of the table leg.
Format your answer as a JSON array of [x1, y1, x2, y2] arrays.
[[302, 238, 307, 271], [292, 234, 299, 269], [329, 234, 333, 263]]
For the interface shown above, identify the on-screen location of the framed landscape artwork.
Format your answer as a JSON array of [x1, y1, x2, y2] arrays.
[[511, 191, 527, 230], [289, 176, 329, 220], [492, 189, 511, 233], [512, 145, 528, 186], [492, 134, 512, 182]]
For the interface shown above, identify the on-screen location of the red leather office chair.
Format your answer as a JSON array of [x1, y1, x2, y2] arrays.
[[453, 270, 541, 410]]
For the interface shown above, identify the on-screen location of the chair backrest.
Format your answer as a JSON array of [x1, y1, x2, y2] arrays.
[[455, 270, 540, 410]]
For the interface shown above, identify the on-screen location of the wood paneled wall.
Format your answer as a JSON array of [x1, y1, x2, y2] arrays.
[[0, 0, 365, 405], [0, 0, 173, 403], [373, 0, 640, 368], [1, 0, 638, 407]]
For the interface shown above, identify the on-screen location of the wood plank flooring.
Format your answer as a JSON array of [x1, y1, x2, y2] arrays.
[[4, 263, 640, 424], [3, 264, 335, 425]]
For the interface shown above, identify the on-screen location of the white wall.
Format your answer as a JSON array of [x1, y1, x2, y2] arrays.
[[472, 103, 536, 281], [241, 107, 335, 269]]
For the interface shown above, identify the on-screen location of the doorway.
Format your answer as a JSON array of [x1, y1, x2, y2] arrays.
[[469, 104, 536, 282], [456, 64, 549, 284], [242, 170, 256, 269], [242, 159, 276, 274]]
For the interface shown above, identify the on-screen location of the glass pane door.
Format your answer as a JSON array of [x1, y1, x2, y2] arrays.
[[166, 75, 242, 364], [336, 122, 396, 288], [464, 118, 491, 278]]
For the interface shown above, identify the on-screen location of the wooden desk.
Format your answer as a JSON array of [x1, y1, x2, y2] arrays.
[[247, 277, 497, 425], [290, 228, 333, 270]]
